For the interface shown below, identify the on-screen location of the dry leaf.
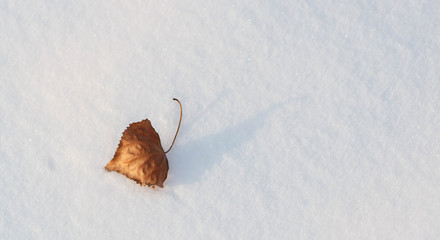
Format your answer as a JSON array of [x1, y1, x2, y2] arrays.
[[105, 98, 182, 188]]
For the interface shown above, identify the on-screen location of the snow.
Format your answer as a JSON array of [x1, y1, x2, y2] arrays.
[[1, 0, 439, 239]]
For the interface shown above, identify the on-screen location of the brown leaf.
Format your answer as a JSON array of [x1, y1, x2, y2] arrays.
[[105, 119, 169, 188]]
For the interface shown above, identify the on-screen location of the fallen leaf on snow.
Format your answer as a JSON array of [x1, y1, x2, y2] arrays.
[[105, 98, 182, 188]]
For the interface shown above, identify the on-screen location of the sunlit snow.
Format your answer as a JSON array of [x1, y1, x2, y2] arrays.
[[1, 1, 439, 239]]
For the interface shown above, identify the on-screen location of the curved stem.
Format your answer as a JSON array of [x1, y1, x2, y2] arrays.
[[165, 98, 182, 153]]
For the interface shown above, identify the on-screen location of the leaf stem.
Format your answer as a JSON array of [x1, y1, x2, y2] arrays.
[[165, 98, 182, 153]]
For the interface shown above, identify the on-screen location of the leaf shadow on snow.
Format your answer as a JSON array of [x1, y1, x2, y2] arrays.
[[167, 97, 302, 187]]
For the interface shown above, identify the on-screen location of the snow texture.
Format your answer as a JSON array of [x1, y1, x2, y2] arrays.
[[1, 0, 439, 239]]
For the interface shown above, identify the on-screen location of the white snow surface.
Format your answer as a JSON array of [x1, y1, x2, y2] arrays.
[[1, 0, 439, 239]]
